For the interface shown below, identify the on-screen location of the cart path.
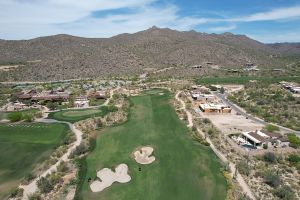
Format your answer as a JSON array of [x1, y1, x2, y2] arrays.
[[18, 87, 119, 199], [175, 92, 193, 128], [175, 91, 256, 200], [19, 119, 83, 200]]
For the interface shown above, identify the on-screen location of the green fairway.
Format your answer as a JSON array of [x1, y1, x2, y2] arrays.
[[0, 123, 69, 199], [78, 90, 227, 200], [195, 76, 300, 85], [48, 106, 114, 123]]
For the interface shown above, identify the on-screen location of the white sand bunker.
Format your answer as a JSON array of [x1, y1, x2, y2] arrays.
[[90, 163, 131, 193], [133, 146, 155, 165]]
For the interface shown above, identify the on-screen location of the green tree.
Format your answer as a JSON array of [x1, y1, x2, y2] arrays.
[[46, 102, 58, 110], [7, 112, 23, 122]]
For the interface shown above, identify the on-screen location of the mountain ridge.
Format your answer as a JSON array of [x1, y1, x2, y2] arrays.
[[0, 27, 297, 81]]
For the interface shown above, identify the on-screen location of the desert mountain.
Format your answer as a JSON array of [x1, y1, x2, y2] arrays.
[[267, 43, 300, 56], [0, 27, 293, 81]]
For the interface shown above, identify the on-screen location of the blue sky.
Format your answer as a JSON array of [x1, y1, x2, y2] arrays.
[[0, 0, 300, 43]]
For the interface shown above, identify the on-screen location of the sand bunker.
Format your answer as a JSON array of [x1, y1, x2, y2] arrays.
[[90, 163, 131, 193], [133, 146, 155, 165]]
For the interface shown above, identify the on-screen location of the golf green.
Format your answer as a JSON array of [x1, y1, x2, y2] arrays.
[[48, 106, 113, 123], [0, 123, 69, 199], [78, 90, 227, 200]]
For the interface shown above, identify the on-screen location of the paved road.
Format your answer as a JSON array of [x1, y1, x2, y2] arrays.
[[176, 91, 256, 200], [214, 92, 300, 136], [0, 78, 92, 85]]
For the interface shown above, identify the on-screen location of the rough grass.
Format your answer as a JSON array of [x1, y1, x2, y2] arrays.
[[78, 90, 227, 200], [48, 107, 111, 123], [0, 108, 39, 121], [0, 123, 69, 199]]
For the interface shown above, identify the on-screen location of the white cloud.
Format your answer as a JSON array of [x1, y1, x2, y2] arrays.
[[208, 25, 236, 32], [234, 6, 300, 22], [57, 5, 211, 38], [0, 0, 208, 39], [0, 1, 300, 42]]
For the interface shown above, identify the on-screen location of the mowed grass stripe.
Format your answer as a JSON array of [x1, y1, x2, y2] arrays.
[[48, 106, 114, 123], [79, 90, 227, 200], [0, 123, 67, 144], [0, 123, 69, 199]]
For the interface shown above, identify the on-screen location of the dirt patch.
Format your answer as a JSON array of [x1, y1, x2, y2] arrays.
[[0, 65, 21, 71], [202, 110, 263, 135]]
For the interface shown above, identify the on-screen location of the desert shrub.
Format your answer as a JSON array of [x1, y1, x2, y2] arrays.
[[263, 143, 268, 149], [23, 114, 34, 122], [237, 160, 250, 176], [201, 141, 210, 146], [209, 85, 218, 91], [220, 87, 225, 94], [208, 128, 214, 135], [7, 111, 23, 122], [9, 187, 24, 198], [57, 161, 68, 173], [264, 124, 279, 132], [48, 173, 62, 186], [287, 133, 300, 148], [24, 173, 35, 183], [192, 126, 197, 132], [263, 171, 281, 188], [263, 152, 277, 163], [203, 118, 211, 124], [63, 132, 75, 145], [37, 177, 53, 193], [28, 193, 41, 200], [69, 143, 89, 158], [35, 111, 43, 118], [105, 105, 118, 112], [46, 101, 58, 110], [238, 194, 252, 200], [287, 154, 300, 164], [273, 185, 296, 200]]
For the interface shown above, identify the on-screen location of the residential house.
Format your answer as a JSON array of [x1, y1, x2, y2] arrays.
[[199, 103, 231, 113], [191, 92, 215, 103], [32, 90, 69, 102], [240, 130, 289, 149], [17, 89, 37, 100], [74, 96, 89, 108]]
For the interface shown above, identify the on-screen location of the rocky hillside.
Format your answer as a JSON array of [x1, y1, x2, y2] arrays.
[[0, 27, 292, 81], [268, 43, 300, 56]]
